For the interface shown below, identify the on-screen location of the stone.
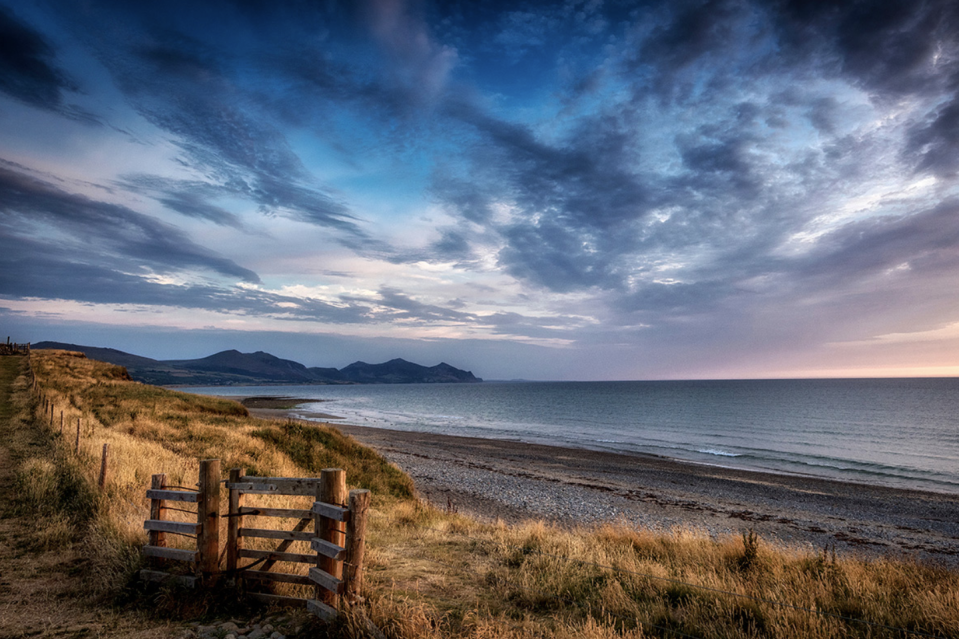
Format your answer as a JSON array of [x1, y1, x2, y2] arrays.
[[247, 630, 266, 639]]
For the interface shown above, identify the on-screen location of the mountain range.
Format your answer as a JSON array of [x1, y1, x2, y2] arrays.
[[32, 342, 481, 386]]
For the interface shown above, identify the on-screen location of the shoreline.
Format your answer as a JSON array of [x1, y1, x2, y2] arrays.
[[335, 423, 959, 564], [241, 397, 959, 565]]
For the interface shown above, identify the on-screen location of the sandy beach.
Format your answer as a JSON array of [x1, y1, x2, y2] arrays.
[[245, 400, 959, 566]]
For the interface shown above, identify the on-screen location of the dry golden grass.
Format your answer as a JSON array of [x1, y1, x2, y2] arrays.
[[17, 349, 959, 638], [22, 349, 414, 596]]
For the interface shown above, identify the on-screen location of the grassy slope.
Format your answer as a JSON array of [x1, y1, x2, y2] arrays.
[[16, 349, 959, 638], [0, 355, 180, 637]]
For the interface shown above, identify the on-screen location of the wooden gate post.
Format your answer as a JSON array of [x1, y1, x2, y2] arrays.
[[227, 467, 244, 578], [75, 418, 81, 454], [345, 489, 371, 602], [149, 474, 168, 566], [197, 459, 221, 585], [317, 469, 347, 606]]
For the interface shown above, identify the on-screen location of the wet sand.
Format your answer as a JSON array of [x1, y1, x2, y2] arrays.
[[245, 398, 959, 565]]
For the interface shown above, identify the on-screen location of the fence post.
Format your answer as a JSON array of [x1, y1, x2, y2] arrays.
[[197, 459, 221, 585], [345, 489, 371, 603], [75, 418, 81, 454], [149, 474, 168, 566], [99, 444, 109, 489], [227, 467, 244, 579], [60, 411, 63, 435], [317, 468, 347, 606]]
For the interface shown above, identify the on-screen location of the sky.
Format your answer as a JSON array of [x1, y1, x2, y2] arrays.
[[1, 0, 959, 381]]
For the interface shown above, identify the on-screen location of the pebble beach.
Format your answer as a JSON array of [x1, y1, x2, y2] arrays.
[[247, 402, 959, 566]]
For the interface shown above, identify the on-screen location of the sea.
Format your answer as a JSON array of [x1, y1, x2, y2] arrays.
[[182, 378, 959, 495]]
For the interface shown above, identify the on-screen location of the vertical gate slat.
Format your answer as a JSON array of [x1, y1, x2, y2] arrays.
[[317, 469, 347, 607], [197, 459, 220, 586], [345, 489, 371, 602], [149, 474, 168, 551], [227, 467, 244, 580]]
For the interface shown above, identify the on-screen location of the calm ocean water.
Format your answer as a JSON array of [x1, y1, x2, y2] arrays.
[[184, 379, 959, 495]]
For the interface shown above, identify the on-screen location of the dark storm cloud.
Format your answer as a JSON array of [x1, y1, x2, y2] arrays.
[[772, 0, 959, 94], [794, 199, 959, 285], [613, 196, 959, 319], [373, 287, 475, 324], [441, 101, 650, 290], [634, 0, 743, 81], [0, 264, 375, 328], [0, 155, 560, 332], [0, 237, 228, 307], [423, 0, 959, 335], [156, 192, 240, 228], [429, 229, 473, 260], [47, 4, 371, 238], [0, 6, 76, 110], [676, 133, 761, 196], [120, 175, 243, 228], [26, 0, 459, 250], [438, 99, 779, 299], [429, 175, 494, 224], [905, 99, 959, 177], [0, 162, 259, 282], [129, 74, 357, 232], [806, 96, 839, 134], [769, 0, 959, 175], [483, 310, 584, 340], [0, 228, 375, 323]]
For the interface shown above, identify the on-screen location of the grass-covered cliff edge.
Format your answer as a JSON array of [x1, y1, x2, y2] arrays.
[[7, 349, 959, 638]]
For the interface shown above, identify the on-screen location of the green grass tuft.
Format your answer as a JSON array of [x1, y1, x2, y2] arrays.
[[252, 420, 415, 500]]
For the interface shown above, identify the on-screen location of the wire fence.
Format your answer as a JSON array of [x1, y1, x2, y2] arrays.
[[399, 521, 946, 638]]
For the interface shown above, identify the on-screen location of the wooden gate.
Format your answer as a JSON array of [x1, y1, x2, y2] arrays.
[[140, 462, 369, 621], [226, 467, 370, 620]]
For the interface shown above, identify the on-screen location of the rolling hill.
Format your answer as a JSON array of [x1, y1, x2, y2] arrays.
[[32, 342, 481, 386]]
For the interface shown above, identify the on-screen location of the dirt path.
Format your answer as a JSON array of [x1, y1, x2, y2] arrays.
[[0, 356, 177, 639]]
